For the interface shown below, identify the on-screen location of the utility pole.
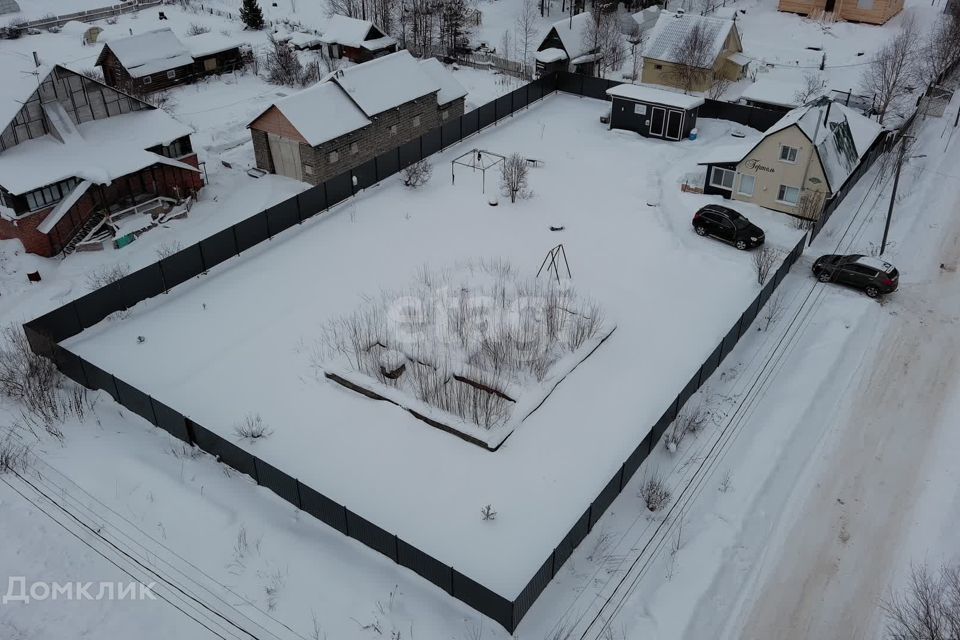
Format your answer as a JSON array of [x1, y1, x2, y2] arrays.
[[881, 135, 923, 255]]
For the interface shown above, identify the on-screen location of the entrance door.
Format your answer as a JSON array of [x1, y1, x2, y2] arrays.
[[649, 107, 666, 137], [267, 133, 303, 182], [665, 110, 683, 140]]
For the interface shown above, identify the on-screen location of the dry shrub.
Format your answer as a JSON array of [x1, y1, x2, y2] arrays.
[[402, 160, 433, 188], [234, 413, 273, 441], [85, 263, 130, 290], [639, 473, 671, 512]]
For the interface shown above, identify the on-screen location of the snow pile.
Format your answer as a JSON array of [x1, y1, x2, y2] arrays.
[[317, 260, 614, 447]]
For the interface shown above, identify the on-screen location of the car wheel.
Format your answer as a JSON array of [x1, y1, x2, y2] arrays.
[[865, 286, 880, 298], [735, 239, 748, 250], [818, 271, 832, 283], [695, 225, 707, 236]]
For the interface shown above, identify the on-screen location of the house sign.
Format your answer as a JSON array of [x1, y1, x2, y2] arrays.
[[743, 158, 775, 174]]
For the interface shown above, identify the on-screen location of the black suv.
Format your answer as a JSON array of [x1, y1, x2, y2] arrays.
[[812, 254, 899, 298], [692, 205, 765, 250]]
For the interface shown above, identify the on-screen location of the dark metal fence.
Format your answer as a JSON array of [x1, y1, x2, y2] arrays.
[[21, 71, 809, 632]]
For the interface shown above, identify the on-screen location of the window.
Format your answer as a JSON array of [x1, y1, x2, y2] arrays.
[[634, 103, 647, 115], [654, 64, 663, 70], [350, 142, 359, 155], [737, 174, 756, 196], [166, 69, 177, 79], [412, 115, 421, 127], [328, 151, 339, 164], [441, 110, 449, 120], [777, 184, 800, 205], [156, 137, 192, 159], [779, 144, 799, 163], [709, 166, 736, 190], [304, 164, 314, 176], [22, 177, 81, 213], [142, 76, 153, 85], [203, 58, 218, 72], [389, 125, 397, 135]]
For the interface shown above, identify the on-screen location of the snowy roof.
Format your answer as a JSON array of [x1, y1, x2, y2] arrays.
[[0, 108, 194, 195], [535, 48, 567, 63], [320, 14, 378, 47], [101, 28, 194, 78], [360, 35, 397, 51], [329, 50, 439, 117], [0, 0, 19, 15], [606, 83, 705, 109], [182, 31, 243, 58], [418, 58, 467, 106], [765, 98, 883, 191], [0, 60, 52, 136], [643, 12, 737, 67], [740, 77, 807, 109], [262, 82, 371, 147], [632, 6, 660, 29], [696, 137, 760, 165], [855, 256, 895, 272], [286, 32, 324, 49], [539, 12, 595, 61]]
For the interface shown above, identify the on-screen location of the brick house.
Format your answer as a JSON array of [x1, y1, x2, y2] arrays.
[[248, 51, 466, 186], [641, 12, 747, 93], [96, 28, 244, 94], [319, 14, 398, 63], [778, 0, 903, 25], [0, 65, 203, 256]]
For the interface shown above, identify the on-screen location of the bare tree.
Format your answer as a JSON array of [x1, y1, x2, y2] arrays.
[[761, 292, 785, 331], [708, 72, 733, 99], [515, 0, 539, 78], [752, 247, 777, 286], [882, 563, 960, 640], [627, 26, 647, 81], [667, 20, 714, 93], [262, 34, 318, 87], [793, 72, 824, 105], [500, 153, 530, 203], [401, 160, 433, 188], [860, 18, 918, 124], [912, 16, 960, 88], [582, 11, 624, 78], [796, 189, 826, 222]]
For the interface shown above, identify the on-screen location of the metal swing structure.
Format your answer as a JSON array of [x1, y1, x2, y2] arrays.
[[450, 148, 506, 194], [537, 244, 572, 285]]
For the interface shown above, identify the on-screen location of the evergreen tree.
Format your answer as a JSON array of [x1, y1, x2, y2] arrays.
[[240, 0, 265, 30]]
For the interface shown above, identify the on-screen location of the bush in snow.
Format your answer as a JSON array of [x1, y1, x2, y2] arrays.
[[639, 473, 671, 512], [234, 413, 273, 441], [480, 504, 497, 520], [752, 247, 778, 286], [0, 432, 29, 474], [883, 563, 960, 640], [186, 23, 210, 36], [499, 153, 530, 203], [401, 160, 433, 188], [665, 403, 710, 453], [85, 263, 130, 290], [315, 260, 608, 430]]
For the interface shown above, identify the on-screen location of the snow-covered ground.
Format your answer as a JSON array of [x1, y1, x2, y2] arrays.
[[60, 93, 802, 598]]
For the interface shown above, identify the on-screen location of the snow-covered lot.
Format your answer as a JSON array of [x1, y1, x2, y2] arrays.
[[63, 94, 802, 598]]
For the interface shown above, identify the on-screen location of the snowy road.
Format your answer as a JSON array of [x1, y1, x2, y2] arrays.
[[696, 101, 960, 639]]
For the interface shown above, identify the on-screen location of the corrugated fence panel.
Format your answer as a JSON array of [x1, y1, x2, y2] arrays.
[[421, 127, 442, 157], [478, 100, 496, 130], [203, 430, 259, 480], [325, 171, 353, 207], [513, 554, 553, 627], [720, 323, 740, 361], [739, 296, 761, 333], [254, 457, 301, 507], [622, 432, 651, 487], [582, 76, 612, 100], [74, 283, 125, 329], [352, 158, 378, 191], [346, 510, 397, 561], [451, 570, 514, 631], [462, 109, 479, 137], [397, 538, 452, 594], [119, 264, 165, 308], [234, 212, 270, 253], [557, 71, 582, 94], [29, 304, 81, 344], [265, 198, 300, 237], [79, 357, 117, 400], [495, 94, 512, 120], [298, 482, 348, 535], [199, 226, 239, 271], [701, 343, 724, 382], [652, 404, 675, 443], [114, 377, 155, 424], [398, 138, 421, 170], [297, 183, 327, 218], [528, 79, 543, 103], [160, 244, 204, 290], [590, 470, 623, 528], [511, 85, 529, 111], [677, 369, 702, 413], [441, 117, 461, 148], [150, 397, 191, 443], [375, 149, 400, 181], [51, 343, 88, 387], [554, 507, 590, 569], [22, 323, 53, 359]]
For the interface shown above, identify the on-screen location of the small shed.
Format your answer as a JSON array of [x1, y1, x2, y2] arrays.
[[606, 84, 703, 141]]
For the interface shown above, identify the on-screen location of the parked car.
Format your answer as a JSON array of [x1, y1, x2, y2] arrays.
[[692, 205, 765, 250], [812, 254, 899, 298]]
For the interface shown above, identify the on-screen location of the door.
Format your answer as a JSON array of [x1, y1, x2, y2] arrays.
[[267, 133, 303, 182], [665, 110, 683, 140], [649, 107, 666, 137]]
